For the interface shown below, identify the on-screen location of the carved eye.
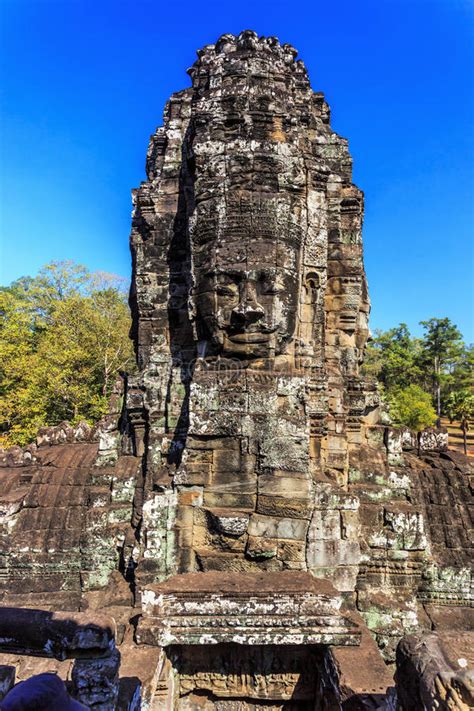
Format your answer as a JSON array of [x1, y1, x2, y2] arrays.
[[216, 282, 238, 297], [260, 277, 284, 295]]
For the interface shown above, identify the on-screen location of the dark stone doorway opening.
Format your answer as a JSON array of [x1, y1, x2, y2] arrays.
[[168, 643, 338, 710]]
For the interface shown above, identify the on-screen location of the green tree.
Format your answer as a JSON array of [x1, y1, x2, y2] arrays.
[[418, 318, 464, 422], [6, 261, 91, 327], [362, 324, 422, 392], [0, 289, 43, 444], [362, 318, 470, 432], [448, 342, 474, 391], [0, 261, 135, 447], [445, 389, 474, 455], [389, 385, 437, 431]]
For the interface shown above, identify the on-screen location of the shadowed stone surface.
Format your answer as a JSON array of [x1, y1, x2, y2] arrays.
[[0, 666, 15, 701], [0, 608, 120, 709], [395, 632, 474, 710], [0, 29, 472, 710], [0, 608, 115, 659]]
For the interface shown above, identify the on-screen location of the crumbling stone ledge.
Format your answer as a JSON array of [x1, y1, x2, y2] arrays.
[[137, 571, 361, 647]]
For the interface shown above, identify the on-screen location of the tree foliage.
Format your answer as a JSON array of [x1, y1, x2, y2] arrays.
[[0, 261, 135, 447], [364, 318, 472, 431], [362, 323, 423, 391], [418, 318, 464, 420], [388, 385, 437, 431]]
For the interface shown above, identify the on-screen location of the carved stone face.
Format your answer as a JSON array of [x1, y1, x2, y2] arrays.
[[194, 245, 299, 358]]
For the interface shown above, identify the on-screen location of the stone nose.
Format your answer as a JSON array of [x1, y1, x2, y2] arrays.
[[232, 283, 265, 326]]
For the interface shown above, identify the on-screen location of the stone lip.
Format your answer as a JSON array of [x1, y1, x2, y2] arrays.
[[0, 608, 116, 661], [145, 571, 339, 596]]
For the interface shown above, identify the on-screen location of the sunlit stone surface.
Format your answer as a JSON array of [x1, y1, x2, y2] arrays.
[[0, 30, 472, 710]]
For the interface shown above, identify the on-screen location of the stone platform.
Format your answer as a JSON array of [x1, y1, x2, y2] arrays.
[[137, 571, 360, 647]]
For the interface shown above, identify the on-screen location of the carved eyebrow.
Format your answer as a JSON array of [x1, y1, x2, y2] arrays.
[[205, 268, 245, 279]]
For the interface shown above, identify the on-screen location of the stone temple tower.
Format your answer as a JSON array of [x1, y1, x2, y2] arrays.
[[0, 30, 471, 711], [127, 29, 376, 585]]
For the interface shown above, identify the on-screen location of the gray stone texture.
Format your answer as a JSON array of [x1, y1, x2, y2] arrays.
[[0, 29, 471, 710]]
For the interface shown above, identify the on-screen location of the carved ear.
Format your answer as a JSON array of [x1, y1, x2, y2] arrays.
[[187, 285, 197, 321], [188, 284, 198, 334], [305, 271, 320, 291]]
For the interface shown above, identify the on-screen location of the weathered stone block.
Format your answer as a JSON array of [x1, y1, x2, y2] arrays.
[[307, 539, 361, 568], [257, 475, 311, 498], [247, 514, 309, 541], [385, 428, 404, 466], [0, 608, 116, 660], [203, 492, 256, 510], [341, 510, 360, 540], [277, 540, 306, 563], [256, 495, 313, 520], [209, 510, 249, 537], [307, 510, 341, 540], [246, 536, 278, 559], [419, 427, 449, 452], [72, 648, 120, 711], [212, 448, 241, 473]]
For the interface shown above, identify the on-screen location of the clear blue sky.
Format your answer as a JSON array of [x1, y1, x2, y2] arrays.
[[1, 0, 473, 341]]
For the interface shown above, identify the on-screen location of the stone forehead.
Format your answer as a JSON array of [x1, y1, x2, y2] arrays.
[[192, 240, 300, 275], [190, 198, 305, 249], [192, 216, 304, 245]]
